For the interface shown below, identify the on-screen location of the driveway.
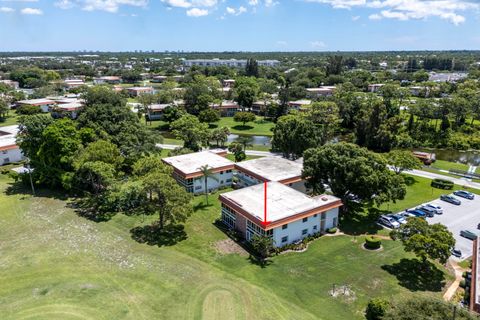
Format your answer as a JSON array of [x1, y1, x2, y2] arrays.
[[426, 195, 480, 260]]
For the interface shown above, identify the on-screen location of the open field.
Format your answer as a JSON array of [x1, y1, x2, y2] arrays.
[[0, 171, 452, 319], [430, 160, 469, 172], [212, 117, 274, 136]]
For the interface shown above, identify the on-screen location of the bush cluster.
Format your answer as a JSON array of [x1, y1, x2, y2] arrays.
[[431, 178, 454, 190], [327, 227, 337, 234], [364, 236, 382, 250]]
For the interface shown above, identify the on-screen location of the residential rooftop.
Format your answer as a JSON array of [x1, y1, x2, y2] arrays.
[[162, 150, 234, 178], [235, 156, 303, 183], [220, 182, 341, 227]]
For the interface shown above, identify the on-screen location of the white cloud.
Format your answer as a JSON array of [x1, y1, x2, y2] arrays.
[[55, 0, 148, 13], [265, 0, 279, 6], [186, 7, 208, 16], [248, 0, 258, 5], [161, 0, 217, 8], [310, 40, 326, 48], [226, 5, 246, 15], [303, 0, 478, 25], [20, 7, 42, 14], [276, 40, 288, 46], [0, 0, 38, 2], [351, 15, 360, 20], [0, 6, 14, 12]]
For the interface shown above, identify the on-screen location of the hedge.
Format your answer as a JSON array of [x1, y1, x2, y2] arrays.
[[327, 227, 337, 234], [431, 178, 454, 190], [365, 236, 381, 250]]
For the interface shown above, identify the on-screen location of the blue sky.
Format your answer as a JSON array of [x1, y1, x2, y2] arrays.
[[0, 0, 479, 51]]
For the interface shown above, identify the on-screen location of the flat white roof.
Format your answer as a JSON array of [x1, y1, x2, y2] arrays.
[[221, 181, 340, 223], [17, 98, 55, 105], [0, 125, 19, 148], [235, 156, 302, 182], [163, 150, 234, 175]]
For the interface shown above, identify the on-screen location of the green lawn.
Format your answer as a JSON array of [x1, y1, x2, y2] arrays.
[[0, 172, 450, 319], [212, 117, 274, 136], [430, 160, 469, 172], [0, 113, 19, 127]]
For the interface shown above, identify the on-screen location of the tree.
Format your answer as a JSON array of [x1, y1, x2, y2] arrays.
[[0, 98, 9, 120], [162, 105, 184, 123], [326, 55, 343, 76], [307, 101, 340, 145], [211, 126, 230, 147], [183, 75, 221, 115], [391, 217, 455, 267], [137, 93, 157, 125], [383, 297, 476, 320], [170, 115, 210, 151], [228, 142, 246, 162], [302, 143, 406, 209], [236, 135, 253, 151], [198, 109, 220, 124], [250, 235, 274, 264], [366, 298, 390, 320], [386, 150, 422, 174], [197, 165, 218, 205], [271, 115, 317, 160], [233, 111, 256, 126], [234, 77, 259, 111], [245, 58, 259, 77]]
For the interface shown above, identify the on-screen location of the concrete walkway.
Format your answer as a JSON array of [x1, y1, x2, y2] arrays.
[[443, 259, 467, 301]]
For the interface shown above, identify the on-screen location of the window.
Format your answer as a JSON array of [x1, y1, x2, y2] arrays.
[[226, 169, 232, 173], [221, 204, 236, 229], [302, 217, 308, 223], [220, 171, 224, 175], [220, 180, 224, 184], [226, 179, 232, 183], [313, 225, 318, 231], [281, 236, 288, 243], [313, 214, 317, 218], [195, 186, 201, 190], [1, 150, 7, 155], [282, 224, 288, 230], [302, 229, 308, 235]]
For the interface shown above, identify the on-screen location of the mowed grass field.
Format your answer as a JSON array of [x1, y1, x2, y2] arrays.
[[0, 172, 449, 320]]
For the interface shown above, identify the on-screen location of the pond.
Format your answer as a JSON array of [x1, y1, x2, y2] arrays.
[[414, 148, 480, 166], [227, 134, 271, 146]]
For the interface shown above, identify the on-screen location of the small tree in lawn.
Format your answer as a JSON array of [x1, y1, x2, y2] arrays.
[[197, 165, 219, 205], [391, 217, 455, 270], [228, 142, 246, 162], [234, 111, 256, 127], [198, 109, 220, 125], [387, 150, 422, 175], [251, 234, 274, 264], [236, 135, 253, 151]]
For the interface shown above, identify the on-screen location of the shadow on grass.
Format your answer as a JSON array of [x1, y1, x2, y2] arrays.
[[382, 258, 446, 292], [193, 201, 213, 212], [248, 255, 273, 268], [130, 224, 187, 247], [4, 180, 69, 201], [339, 203, 386, 236], [68, 197, 116, 222], [208, 124, 218, 129], [403, 175, 418, 186], [232, 125, 254, 131]]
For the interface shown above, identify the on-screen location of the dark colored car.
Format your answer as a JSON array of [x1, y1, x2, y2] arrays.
[[406, 209, 427, 218], [416, 206, 435, 218], [460, 230, 478, 240], [454, 190, 475, 200], [440, 194, 461, 205], [451, 248, 462, 258]]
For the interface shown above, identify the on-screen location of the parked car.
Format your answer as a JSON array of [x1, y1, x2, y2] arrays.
[[440, 194, 461, 205], [460, 230, 478, 240], [378, 215, 400, 229], [454, 190, 475, 200], [406, 209, 427, 218], [424, 204, 443, 214], [390, 214, 407, 225], [451, 248, 462, 258], [416, 206, 436, 217]]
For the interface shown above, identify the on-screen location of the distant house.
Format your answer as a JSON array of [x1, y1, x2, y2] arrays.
[[15, 98, 56, 112], [211, 100, 241, 117], [183, 59, 280, 68], [410, 86, 429, 97], [64, 79, 85, 89], [93, 76, 122, 85], [50, 101, 83, 119], [306, 86, 336, 98], [234, 156, 308, 193], [288, 99, 311, 111], [219, 182, 341, 247], [368, 84, 385, 93], [151, 75, 168, 83], [127, 87, 154, 97], [429, 72, 468, 83], [162, 150, 235, 194], [222, 79, 235, 88], [0, 125, 24, 165], [0, 80, 19, 90], [146, 104, 170, 121]]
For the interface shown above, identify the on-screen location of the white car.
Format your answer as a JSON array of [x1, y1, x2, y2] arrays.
[[425, 204, 443, 214], [378, 215, 400, 229]]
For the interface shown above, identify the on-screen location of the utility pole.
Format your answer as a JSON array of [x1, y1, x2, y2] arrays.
[[26, 159, 35, 196]]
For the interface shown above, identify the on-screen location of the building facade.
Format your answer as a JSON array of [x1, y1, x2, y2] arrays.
[[0, 125, 24, 165]]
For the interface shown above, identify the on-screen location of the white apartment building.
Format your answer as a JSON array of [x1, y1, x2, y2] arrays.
[[0, 125, 24, 165], [183, 59, 280, 68]]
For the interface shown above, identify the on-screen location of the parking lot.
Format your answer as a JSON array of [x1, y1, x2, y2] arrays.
[[426, 195, 480, 260]]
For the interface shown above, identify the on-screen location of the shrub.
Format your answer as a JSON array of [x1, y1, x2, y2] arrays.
[[327, 227, 337, 234], [16, 104, 42, 115], [460, 279, 466, 289], [365, 236, 381, 250], [366, 298, 389, 320], [431, 178, 454, 190]]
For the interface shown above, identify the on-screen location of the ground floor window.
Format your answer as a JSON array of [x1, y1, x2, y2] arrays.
[[246, 220, 272, 241], [221, 204, 236, 229], [281, 236, 288, 243]]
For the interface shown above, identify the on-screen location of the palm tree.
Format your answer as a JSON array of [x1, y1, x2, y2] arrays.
[[236, 136, 253, 151], [197, 165, 219, 204]]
